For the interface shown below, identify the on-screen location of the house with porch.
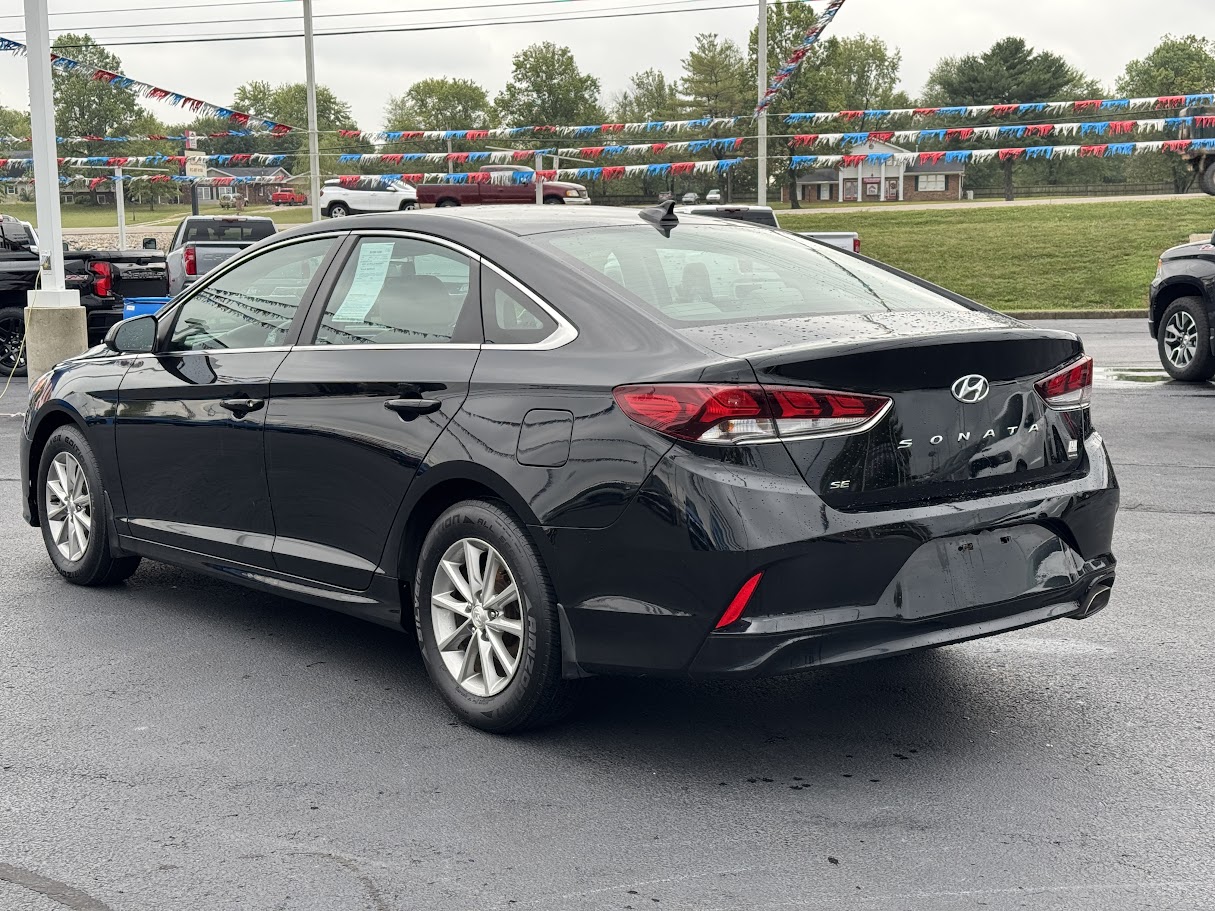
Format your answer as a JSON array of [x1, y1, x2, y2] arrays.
[[196, 165, 292, 204], [782, 139, 967, 204]]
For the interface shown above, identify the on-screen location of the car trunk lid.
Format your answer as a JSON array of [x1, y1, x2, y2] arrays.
[[681, 311, 1091, 509]]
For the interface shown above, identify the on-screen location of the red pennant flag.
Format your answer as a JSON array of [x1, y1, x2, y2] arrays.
[[601, 166, 625, 180], [1025, 124, 1055, 138], [945, 128, 974, 141], [991, 104, 1020, 116], [918, 151, 947, 165], [1078, 145, 1108, 157], [841, 154, 867, 167], [1156, 96, 1186, 108], [1108, 121, 1135, 135], [998, 148, 1025, 161], [1163, 139, 1192, 152], [1074, 100, 1102, 112], [913, 108, 941, 116], [671, 161, 695, 174]]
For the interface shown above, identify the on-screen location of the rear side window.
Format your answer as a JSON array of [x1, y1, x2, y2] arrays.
[[543, 225, 958, 324], [313, 237, 475, 345], [481, 266, 557, 345], [184, 220, 276, 243]]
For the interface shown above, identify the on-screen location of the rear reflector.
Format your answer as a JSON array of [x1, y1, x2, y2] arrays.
[[716, 572, 763, 629], [852, 238, 861, 254], [183, 245, 197, 276], [613, 384, 890, 444], [1035, 355, 1093, 410]]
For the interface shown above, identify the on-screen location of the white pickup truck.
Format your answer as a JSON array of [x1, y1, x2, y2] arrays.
[[165, 215, 277, 296], [674, 204, 860, 253]]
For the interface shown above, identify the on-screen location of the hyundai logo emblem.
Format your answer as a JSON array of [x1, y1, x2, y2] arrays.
[[951, 374, 990, 404]]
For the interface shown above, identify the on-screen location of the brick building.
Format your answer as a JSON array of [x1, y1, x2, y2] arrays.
[[782, 140, 966, 204]]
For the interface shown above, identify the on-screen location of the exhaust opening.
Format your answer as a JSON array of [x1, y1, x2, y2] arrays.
[[1073, 581, 1113, 620]]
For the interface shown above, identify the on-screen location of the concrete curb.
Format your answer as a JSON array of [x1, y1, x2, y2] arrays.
[[1002, 309, 1147, 320]]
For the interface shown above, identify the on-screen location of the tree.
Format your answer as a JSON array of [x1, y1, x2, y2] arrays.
[[611, 69, 680, 123], [923, 37, 1097, 200], [679, 33, 748, 119], [51, 35, 140, 154], [494, 43, 602, 127], [385, 78, 495, 132], [749, 3, 905, 206], [228, 80, 370, 177], [0, 106, 29, 139], [1117, 35, 1215, 193]]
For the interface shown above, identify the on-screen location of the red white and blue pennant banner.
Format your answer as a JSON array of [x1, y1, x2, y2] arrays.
[[756, 0, 849, 115], [0, 153, 287, 169], [791, 138, 1215, 169], [0, 36, 294, 134]]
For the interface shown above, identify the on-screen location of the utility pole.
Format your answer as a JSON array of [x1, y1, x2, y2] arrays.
[[115, 167, 126, 250], [303, 0, 322, 222], [24, 0, 86, 379], [756, 0, 768, 206], [534, 151, 543, 205], [25, 0, 65, 292]]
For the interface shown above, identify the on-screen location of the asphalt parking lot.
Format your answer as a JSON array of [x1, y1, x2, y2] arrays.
[[1, 319, 1213, 911]]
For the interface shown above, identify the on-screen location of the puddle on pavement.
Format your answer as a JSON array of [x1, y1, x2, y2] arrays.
[[1093, 367, 1173, 387]]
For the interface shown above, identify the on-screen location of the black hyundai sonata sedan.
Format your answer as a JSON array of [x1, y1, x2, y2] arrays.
[[20, 204, 1118, 732]]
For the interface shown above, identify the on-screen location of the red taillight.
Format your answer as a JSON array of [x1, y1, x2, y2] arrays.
[[716, 572, 763, 629], [88, 260, 112, 297], [1035, 355, 1094, 410], [612, 384, 890, 444], [183, 245, 197, 276], [852, 237, 861, 253]]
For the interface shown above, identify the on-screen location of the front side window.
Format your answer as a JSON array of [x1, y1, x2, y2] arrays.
[[168, 237, 336, 351], [314, 237, 474, 345], [543, 225, 959, 325]]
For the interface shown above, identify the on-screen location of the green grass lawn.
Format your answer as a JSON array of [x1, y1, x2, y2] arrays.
[[780, 196, 1215, 311]]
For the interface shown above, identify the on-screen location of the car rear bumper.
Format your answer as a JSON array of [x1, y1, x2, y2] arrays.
[[548, 433, 1119, 679], [562, 197, 593, 205]]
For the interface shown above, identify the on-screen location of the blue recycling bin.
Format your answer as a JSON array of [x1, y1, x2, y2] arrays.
[[122, 296, 172, 319]]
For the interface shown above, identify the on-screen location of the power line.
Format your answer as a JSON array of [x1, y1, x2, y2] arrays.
[[0, 0, 662, 24], [35, 0, 734, 35], [10, 0, 792, 47]]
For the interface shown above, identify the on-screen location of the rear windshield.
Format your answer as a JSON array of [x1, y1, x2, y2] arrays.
[[542, 224, 960, 324], [185, 220, 276, 243]]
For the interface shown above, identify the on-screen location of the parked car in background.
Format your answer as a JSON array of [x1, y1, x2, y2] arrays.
[[657, 191, 675, 202], [1150, 230, 1215, 380], [674, 204, 861, 254], [705, 189, 722, 203], [1179, 106, 1215, 196], [415, 166, 590, 207], [218, 194, 243, 210], [681, 192, 699, 204], [22, 205, 1118, 732], [321, 179, 417, 218], [0, 215, 166, 375], [271, 189, 309, 207], [165, 215, 276, 296]]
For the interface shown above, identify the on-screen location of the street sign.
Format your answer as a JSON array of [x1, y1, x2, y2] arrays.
[[185, 130, 199, 151], [184, 153, 207, 179]]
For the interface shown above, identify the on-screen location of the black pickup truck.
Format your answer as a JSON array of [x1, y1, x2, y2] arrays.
[[0, 216, 168, 376], [1150, 230, 1215, 381]]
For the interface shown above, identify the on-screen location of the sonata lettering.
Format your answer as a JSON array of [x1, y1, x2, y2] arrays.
[[898, 423, 1040, 450]]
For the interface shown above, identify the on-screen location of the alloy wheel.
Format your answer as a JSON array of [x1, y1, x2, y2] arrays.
[[0, 315, 25, 372], [430, 537, 525, 697], [45, 452, 92, 563], [1164, 310, 1198, 369]]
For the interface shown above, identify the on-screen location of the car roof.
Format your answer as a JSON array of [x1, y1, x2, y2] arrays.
[[278, 204, 748, 240]]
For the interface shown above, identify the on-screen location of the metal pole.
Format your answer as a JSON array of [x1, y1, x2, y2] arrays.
[[303, 0, 322, 222], [447, 139, 453, 175], [534, 151, 543, 205], [115, 167, 126, 249], [757, 0, 767, 207], [24, 0, 65, 290]]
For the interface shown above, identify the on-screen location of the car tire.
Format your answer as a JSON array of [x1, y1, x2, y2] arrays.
[[328, 203, 350, 218], [414, 499, 577, 733], [37, 425, 141, 586], [1158, 296, 1215, 382], [0, 305, 28, 377], [399, 203, 416, 211], [1199, 159, 1215, 197], [543, 196, 565, 205], [435, 199, 459, 208]]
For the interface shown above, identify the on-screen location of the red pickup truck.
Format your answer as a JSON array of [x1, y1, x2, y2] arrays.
[[271, 189, 309, 206], [416, 165, 591, 207]]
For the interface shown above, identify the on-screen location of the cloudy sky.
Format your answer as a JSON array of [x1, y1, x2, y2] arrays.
[[0, 0, 1209, 131]]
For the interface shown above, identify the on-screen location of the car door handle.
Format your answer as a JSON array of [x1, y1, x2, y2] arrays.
[[385, 397, 442, 417], [219, 398, 265, 416]]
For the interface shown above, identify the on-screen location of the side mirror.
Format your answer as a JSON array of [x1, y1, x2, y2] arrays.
[[105, 314, 157, 354], [142, 237, 158, 250]]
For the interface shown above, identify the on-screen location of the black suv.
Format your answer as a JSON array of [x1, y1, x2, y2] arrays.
[[1150, 230, 1215, 380]]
